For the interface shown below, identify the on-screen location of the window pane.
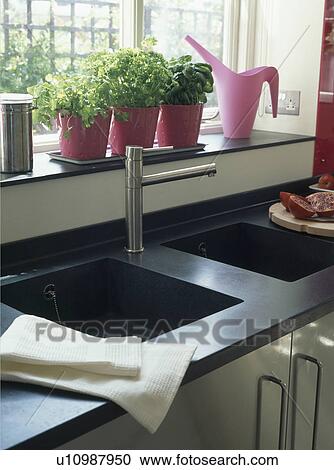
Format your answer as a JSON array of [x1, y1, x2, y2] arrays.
[[144, 0, 224, 109], [0, 0, 120, 134]]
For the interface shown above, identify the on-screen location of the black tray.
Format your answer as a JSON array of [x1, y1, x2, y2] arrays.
[[48, 143, 206, 165]]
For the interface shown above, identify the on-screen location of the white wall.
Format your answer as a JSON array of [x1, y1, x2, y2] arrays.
[[253, 0, 325, 136], [1, 142, 314, 244]]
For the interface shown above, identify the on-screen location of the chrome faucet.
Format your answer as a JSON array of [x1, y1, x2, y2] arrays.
[[125, 146, 217, 253]]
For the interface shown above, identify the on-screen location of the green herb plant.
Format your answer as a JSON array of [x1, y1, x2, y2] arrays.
[[162, 55, 214, 105], [82, 38, 172, 118], [28, 73, 111, 132]]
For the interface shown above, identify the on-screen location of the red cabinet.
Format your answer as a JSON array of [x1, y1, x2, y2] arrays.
[[314, 0, 334, 175]]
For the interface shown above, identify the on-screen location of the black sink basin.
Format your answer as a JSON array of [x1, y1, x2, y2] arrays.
[[1, 259, 242, 339], [163, 223, 334, 282]]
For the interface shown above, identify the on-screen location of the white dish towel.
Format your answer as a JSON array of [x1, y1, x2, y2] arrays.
[[1, 315, 196, 433], [1, 315, 142, 376]]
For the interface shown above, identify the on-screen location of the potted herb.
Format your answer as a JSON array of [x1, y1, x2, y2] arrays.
[[29, 73, 112, 159], [157, 55, 214, 148], [83, 38, 171, 155]]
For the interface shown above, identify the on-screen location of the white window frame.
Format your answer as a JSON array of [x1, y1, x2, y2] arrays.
[[120, 0, 144, 48], [33, 0, 257, 152], [201, 0, 241, 130]]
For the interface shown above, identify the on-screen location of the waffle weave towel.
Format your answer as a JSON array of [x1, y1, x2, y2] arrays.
[[1, 315, 196, 432], [0, 315, 141, 376]]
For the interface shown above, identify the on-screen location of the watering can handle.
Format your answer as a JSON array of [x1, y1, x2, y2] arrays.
[[266, 68, 279, 118], [251, 66, 279, 118]]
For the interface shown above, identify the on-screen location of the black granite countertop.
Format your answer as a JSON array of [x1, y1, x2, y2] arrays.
[[1, 178, 333, 450], [0, 130, 314, 187]]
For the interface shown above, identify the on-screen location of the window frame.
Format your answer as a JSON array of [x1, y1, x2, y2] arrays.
[[30, 0, 254, 153]]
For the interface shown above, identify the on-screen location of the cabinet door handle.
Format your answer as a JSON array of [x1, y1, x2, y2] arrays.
[[292, 354, 323, 450], [256, 375, 287, 450]]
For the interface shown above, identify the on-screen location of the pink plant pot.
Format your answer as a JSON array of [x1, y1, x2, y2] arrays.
[[157, 104, 203, 148], [109, 107, 159, 155], [58, 112, 111, 160]]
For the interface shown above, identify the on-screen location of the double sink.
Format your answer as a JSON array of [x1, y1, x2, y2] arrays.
[[2, 222, 334, 339]]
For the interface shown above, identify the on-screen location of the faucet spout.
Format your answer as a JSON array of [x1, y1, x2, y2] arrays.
[[142, 163, 216, 187], [125, 146, 217, 253]]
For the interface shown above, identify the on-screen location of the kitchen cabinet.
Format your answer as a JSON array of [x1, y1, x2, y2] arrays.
[[62, 337, 291, 450], [286, 311, 334, 450], [61, 377, 207, 450], [62, 313, 334, 450], [184, 336, 292, 450], [186, 312, 334, 450]]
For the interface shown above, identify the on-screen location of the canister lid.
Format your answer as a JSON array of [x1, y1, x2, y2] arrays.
[[0, 93, 33, 104]]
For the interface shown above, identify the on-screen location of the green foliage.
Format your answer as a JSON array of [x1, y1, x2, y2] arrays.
[[0, 30, 55, 93], [82, 40, 172, 110], [113, 110, 129, 122], [162, 55, 214, 105], [141, 36, 158, 50], [28, 73, 111, 129]]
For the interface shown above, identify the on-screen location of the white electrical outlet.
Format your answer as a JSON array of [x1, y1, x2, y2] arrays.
[[265, 89, 301, 116]]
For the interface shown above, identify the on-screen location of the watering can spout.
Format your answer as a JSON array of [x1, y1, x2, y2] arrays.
[[184, 35, 225, 72]]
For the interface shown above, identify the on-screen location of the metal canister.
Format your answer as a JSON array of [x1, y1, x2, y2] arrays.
[[0, 93, 34, 173]]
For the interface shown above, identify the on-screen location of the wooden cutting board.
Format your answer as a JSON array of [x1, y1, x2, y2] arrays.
[[269, 203, 334, 237]]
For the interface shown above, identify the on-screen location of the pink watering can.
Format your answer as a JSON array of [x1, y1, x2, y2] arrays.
[[185, 35, 279, 139]]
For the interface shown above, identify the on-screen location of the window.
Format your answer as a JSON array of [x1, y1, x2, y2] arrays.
[[0, 0, 241, 148], [0, 0, 120, 139], [0, 0, 120, 89], [144, 0, 225, 110]]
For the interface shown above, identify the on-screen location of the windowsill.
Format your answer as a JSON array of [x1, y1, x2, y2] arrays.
[[0, 130, 315, 188], [33, 134, 60, 154], [32, 121, 223, 154]]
